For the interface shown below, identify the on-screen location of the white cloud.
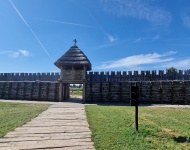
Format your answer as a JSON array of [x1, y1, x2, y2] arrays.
[[163, 51, 177, 55], [97, 33, 118, 48], [135, 38, 142, 42], [98, 42, 117, 49], [183, 12, 190, 29], [135, 34, 160, 43], [101, 0, 171, 25], [89, 12, 118, 44], [44, 19, 94, 28], [9, 51, 20, 58], [19, 50, 30, 56], [0, 50, 31, 58], [183, 16, 190, 28], [152, 34, 160, 41], [105, 33, 117, 42], [98, 51, 175, 70], [162, 59, 190, 69]]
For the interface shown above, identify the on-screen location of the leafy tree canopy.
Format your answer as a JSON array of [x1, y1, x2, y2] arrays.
[[167, 67, 177, 72]]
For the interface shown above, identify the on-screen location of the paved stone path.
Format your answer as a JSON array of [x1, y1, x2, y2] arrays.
[[0, 98, 95, 150]]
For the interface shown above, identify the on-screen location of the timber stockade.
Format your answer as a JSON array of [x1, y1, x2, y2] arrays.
[[85, 70, 190, 104], [1, 69, 190, 82], [0, 71, 190, 105], [1, 40, 190, 105]]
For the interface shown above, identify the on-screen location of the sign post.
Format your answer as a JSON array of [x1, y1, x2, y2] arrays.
[[130, 83, 139, 132], [135, 103, 138, 131]]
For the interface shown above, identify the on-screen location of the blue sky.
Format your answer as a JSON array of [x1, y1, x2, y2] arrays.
[[1, 0, 190, 73]]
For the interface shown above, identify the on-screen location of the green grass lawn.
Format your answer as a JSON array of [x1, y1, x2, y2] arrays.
[[85, 105, 190, 150], [70, 88, 83, 96], [0, 102, 50, 138]]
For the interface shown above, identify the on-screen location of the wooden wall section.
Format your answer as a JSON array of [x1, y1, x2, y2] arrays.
[[86, 70, 190, 81], [0, 81, 59, 101], [0, 73, 60, 81], [1, 70, 190, 104], [85, 81, 190, 104]]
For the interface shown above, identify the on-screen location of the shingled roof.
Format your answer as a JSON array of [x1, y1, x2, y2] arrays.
[[54, 45, 92, 71]]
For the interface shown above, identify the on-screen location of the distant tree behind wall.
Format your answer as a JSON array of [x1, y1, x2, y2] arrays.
[[167, 67, 177, 72]]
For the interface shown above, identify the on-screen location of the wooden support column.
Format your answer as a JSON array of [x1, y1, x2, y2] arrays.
[[83, 83, 85, 103], [59, 82, 63, 102], [67, 84, 69, 100], [63, 83, 66, 101], [62, 83, 69, 101], [65, 84, 69, 100]]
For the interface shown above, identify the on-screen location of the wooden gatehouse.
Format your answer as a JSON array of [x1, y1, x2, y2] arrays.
[[54, 39, 91, 101]]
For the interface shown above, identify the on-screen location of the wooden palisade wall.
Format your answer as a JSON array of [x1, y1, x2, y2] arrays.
[[1, 70, 190, 81], [0, 81, 59, 101], [85, 81, 190, 104], [0, 72, 60, 81], [86, 70, 190, 81], [1, 70, 190, 104]]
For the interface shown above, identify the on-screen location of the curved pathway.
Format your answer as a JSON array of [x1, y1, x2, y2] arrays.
[[0, 97, 95, 150]]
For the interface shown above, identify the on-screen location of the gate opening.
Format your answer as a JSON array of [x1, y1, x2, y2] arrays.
[[68, 83, 84, 103]]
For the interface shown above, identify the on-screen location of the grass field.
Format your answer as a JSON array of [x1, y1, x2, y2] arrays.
[[85, 105, 190, 150], [0, 102, 50, 138], [70, 88, 83, 96]]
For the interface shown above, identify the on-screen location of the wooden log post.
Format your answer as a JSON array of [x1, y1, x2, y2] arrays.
[[59, 82, 63, 102], [100, 82, 103, 102], [108, 82, 111, 102], [149, 82, 153, 104], [160, 82, 163, 104], [171, 81, 174, 104], [31, 82, 34, 100], [54, 83, 58, 102], [90, 82, 93, 102], [8, 82, 12, 100], [66, 83, 70, 100], [46, 82, 49, 101], [38, 82, 41, 100], [184, 82, 187, 104], [83, 83, 85, 102]]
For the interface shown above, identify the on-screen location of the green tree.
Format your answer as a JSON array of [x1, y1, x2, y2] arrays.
[[167, 67, 177, 72]]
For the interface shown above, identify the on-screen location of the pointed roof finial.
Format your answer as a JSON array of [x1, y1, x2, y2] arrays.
[[73, 39, 77, 46]]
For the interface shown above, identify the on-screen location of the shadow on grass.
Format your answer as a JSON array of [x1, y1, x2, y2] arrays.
[[173, 136, 190, 143]]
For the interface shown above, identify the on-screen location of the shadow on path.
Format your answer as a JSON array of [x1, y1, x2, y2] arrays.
[[65, 95, 84, 104]]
